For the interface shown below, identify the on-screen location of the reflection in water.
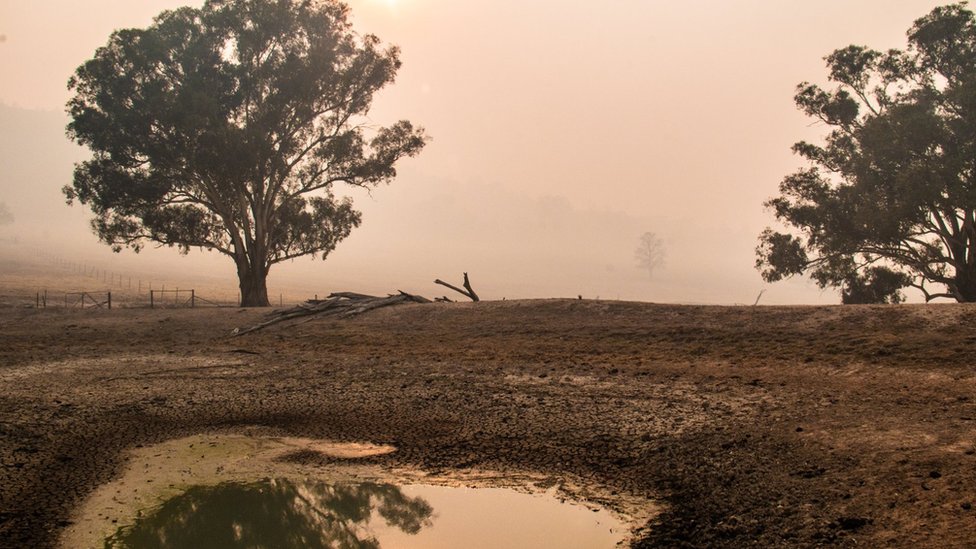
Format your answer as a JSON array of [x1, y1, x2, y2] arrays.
[[104, 479, 433, 549]]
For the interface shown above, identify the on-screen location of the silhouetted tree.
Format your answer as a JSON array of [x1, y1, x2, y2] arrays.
[[65, 0, 427, 306], [757, 3, 976, 302], [635, 231, 665, 278]]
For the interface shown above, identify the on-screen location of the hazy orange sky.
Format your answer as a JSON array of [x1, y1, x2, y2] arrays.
[[0, 0, 952, 304]]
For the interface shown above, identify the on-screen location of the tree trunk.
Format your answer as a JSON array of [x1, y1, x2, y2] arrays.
[[238, 262, 270, 307], [954, 267, 976, 302]]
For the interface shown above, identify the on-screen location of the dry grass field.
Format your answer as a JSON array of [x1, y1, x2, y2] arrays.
[[2, 255, 976, 547]]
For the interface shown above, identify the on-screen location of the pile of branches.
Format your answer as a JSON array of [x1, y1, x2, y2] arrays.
[[233, 291, 431, 336]]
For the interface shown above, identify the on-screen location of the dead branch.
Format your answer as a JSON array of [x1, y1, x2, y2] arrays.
[[753, 289, 766, 306], [434, 272, 479, 302], [233, 291, 431, 336], [326, 291, 379, 301]]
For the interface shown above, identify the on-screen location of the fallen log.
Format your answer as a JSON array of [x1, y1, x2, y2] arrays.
[[434, 272, 479, 302], [233, 291, 431, 336]]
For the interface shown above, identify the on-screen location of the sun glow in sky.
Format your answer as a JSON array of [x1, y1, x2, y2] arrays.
[[363, 0, 401, 13], [0, 0, 953, 304]]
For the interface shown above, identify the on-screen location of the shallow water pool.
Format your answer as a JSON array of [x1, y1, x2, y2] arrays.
[[61, 434, 640, 548], [104, 477, 627, 548]]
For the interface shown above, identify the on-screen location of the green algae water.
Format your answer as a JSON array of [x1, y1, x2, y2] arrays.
[[103, 478, 628, 549]]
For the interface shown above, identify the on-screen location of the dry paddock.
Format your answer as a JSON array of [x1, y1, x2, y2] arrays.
[[2, 299, 976, 547]]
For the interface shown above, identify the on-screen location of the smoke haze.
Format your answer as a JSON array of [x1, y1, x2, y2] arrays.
[[0, 0, 950, 304]]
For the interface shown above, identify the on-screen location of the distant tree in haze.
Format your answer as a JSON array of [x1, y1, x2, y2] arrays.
[[635, 231, 665, 277], [0, 201, 12, 226], [756, 3, 976, 303], [65, 0, 427, 306]]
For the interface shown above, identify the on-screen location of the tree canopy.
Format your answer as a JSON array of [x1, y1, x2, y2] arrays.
[[65, 0, 427, 306], [756, 3, 976, 302]]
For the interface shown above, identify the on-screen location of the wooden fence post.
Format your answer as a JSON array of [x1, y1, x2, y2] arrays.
[[107, 291, 112, 310], [150, 290, 154, 309], [191, 289, 195, 308]]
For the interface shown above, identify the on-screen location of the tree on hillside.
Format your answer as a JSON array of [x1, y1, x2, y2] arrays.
[[756, 3, 976, 302], [840, 266, 913, 304], [635, 231, 665, 278], [65, 0, 427, 306]]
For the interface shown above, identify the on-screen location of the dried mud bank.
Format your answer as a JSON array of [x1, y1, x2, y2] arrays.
[[2, 300, 976, 547]]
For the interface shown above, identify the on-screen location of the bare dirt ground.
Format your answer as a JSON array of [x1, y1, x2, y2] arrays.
[[2, 295, 976, 547]]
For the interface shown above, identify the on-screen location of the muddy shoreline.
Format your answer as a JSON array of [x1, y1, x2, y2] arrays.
[[2, 300, 976, 547]]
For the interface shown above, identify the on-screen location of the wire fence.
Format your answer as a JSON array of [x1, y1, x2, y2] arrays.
[[2, 252, 303, 309], [24, 288, 238, 309], [148, 288, 234, 308], [60, 291, 112, 309]]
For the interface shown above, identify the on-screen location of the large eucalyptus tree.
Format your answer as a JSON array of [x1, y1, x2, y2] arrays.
[[66, 0, 427, 305], [757, 3, 976, 302]]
